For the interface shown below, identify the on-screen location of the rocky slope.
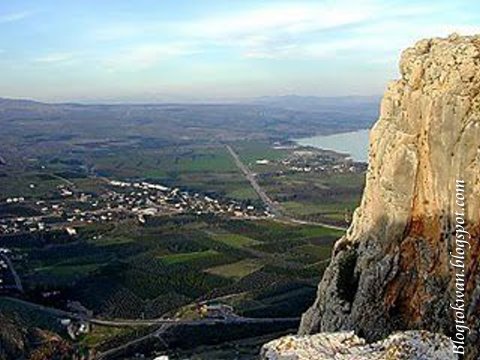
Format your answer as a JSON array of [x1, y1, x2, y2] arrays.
[[267, 34, 480, 359], [261, 331, 452, 360]]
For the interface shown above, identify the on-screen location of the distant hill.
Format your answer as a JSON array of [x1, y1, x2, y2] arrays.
[[252, 95, 380, 124], [0, 95, 379, 146], [253, 94, 380, 109]]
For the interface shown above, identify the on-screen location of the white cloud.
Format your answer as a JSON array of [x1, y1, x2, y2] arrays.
[[90, 1, 381, 61], [21, 1, 480, 73], [92, 23, 147, 41], [34, 52, 75, 64], [348, 21, 480, 64], [174, 0, 410, 60], [0, 11, 32, 24], [226, 1, 475, 61], [243, 36, 392, 60], [104, 43, 198, 71], [184, 1, 378, 39]]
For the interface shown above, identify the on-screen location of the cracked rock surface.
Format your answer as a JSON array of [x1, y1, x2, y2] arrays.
[[261, 331, 452, 360]]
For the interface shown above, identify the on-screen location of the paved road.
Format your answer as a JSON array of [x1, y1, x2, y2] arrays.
[[225, 144, 347, 232], [1, 297, 73, 317], [0, 254, 23, 293], [49, 173, 75, 186], [225, 144, 282, 217], [90, 315, 299, 328], [2, 295, 299, 359], [96, 323, 173, 360], [95, 317, 299, 360], [1, 296, 299, 328], [275, 216, 347, 232]]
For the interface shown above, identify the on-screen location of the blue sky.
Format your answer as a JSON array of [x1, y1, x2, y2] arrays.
[[1, 0, 479, 102]]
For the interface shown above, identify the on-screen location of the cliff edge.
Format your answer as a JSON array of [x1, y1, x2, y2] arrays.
[[270, 34, 480, 359]]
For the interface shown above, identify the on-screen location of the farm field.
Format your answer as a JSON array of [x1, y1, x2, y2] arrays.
[[259, 167, 364, 225], [223, 141, 365, 226], [0, 98, 370, 358], [206, 259, 265, 279], [7, 215, 341, 317], [1, 214, 341, 353], [1, 139, 364, 229]]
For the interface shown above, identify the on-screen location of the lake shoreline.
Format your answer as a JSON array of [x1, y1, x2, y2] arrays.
[[294, 129, 370, 163]]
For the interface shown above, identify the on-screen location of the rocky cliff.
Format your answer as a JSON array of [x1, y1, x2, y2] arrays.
[[270, 34, 480, 359]]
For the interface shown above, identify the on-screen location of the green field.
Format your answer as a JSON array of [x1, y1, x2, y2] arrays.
[[6, 215, 342, 325], [159, 250, 221, 265], [0, 136, 363, 357], [0, 95, 372, 358], [261, 172, 364, 225], [34, 263, 100, 283], [232, 141, 290, 164], [85, 145, 261, 203], [209, 232, 262, 248], [0, 172, 65, 199], [206, 259, 264, 279]]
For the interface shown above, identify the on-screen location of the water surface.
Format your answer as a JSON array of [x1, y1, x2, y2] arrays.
[[296, 129, 370, 162]]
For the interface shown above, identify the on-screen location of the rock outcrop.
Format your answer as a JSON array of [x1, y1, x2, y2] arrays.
[[261, 331, 452, 360], [297, 34, 480, 359]]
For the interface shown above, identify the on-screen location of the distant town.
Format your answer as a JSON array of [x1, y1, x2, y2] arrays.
[[0, 178, 266, 238], [0, 144, 366, 296], [258, 145, 367, 174]]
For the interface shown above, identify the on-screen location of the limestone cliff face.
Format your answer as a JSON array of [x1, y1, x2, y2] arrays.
[[299, 34, 480, 359]]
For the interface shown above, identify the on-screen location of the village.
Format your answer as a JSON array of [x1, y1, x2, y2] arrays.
[[255, 147, 367, 174], [0, 178, 266, 238], [0, 177, 269, 296]]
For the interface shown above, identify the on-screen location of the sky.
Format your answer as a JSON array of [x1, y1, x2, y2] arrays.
[[0, 0, 479, 102]]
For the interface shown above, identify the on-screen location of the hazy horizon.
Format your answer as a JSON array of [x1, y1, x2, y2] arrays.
[[1, 0, 479, 102], [0, 93, 382, 105]]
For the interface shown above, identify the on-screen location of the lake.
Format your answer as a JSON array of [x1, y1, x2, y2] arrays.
[[295, 129, 370, 162]]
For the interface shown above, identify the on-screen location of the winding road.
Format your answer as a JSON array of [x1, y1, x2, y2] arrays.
[[1, 296, 299, 328], [1, 296, 299, 359]]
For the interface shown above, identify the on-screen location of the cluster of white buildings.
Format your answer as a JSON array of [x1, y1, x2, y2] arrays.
[[108, 180, 261, 222], [0, 178, 263, 237], [279, 150, 367, 174]]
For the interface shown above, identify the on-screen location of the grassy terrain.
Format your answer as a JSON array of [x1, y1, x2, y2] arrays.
[[0, 298, 64, 333], [0, 97, 372, 358], [159, 250, 222, 266], [0, 213, 341, 354], [0, 172, 65, 199], [221, 140, 365, 226], [0, 135, 363, 226], [0, 134, 363, 356], [206, 259, 265, 279], [208, 233, 262, 249], [33, 263, 101, 286], [85, 145, 263, 205], [0, 144, 260, 205], [231, 140, 290, 164], [7, 215, 339, 321], [261, 171, 364, 225]]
